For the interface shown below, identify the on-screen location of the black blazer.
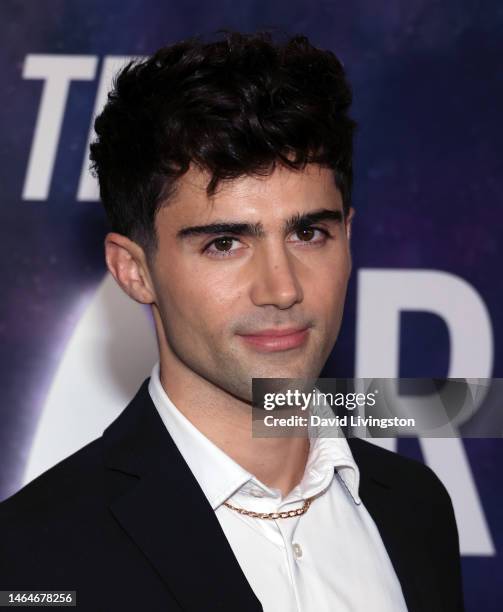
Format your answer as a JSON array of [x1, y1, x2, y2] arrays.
[[0, 378, 464, 612]]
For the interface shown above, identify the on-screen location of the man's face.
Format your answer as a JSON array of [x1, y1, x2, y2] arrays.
[[148, 163, 353, 401]]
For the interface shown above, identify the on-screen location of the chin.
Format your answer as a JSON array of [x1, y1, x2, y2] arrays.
[[253, 362, 320, 380]]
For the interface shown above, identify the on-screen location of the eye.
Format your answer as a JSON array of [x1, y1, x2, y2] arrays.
[[289, 226, 331, 245], [203, 236, 243, 258]]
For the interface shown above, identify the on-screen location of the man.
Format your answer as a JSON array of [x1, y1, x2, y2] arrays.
[[0, 32, 463, 611]]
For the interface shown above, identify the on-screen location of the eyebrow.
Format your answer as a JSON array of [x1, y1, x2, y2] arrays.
[[176, 208, 343, 239]]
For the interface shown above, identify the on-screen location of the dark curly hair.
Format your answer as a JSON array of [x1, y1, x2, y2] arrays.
[[90, 31, 356, 260]]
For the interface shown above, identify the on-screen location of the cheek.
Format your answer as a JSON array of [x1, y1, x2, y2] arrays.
[[162, 264, 242, 331], [304, 254, 350, 300]]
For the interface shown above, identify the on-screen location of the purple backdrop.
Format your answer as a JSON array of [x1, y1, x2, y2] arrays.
[[1, 0, 502, 608]]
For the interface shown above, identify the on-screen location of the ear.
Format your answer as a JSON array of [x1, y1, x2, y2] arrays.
[[104, 232, 156, 304], [345, 207, 355, 242]]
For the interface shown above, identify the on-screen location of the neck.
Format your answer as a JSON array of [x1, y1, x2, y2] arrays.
[[157, 355, 310, 499]]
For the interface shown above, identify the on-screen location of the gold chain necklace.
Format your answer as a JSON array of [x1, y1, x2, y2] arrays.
[[223, 485, 330, 520]]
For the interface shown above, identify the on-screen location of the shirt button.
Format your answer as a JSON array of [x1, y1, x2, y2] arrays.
[[292, 543, 303, 559]]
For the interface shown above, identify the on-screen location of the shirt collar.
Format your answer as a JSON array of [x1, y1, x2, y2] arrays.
[[148, 362, 252, 510], [148, 361, 361, 509]]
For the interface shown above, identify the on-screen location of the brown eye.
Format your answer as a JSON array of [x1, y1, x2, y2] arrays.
[[203, 235, 245, 259], [297, 227, 315, 241], [213, 237, 234, 251], [289, 226, 331, 246]]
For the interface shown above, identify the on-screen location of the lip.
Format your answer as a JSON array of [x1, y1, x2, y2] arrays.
[[237, 326, 310, 352]]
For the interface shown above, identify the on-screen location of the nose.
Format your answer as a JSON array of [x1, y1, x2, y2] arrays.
[[249, 242, 304, 309]]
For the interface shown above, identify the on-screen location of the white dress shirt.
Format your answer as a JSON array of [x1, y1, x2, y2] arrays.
[[148, 362, 408, 611]]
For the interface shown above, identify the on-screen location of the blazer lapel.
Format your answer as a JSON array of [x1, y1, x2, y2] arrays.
[[102, 380, 442, 612], [348, 438, 442, 612], [103, 379, 263, 612]]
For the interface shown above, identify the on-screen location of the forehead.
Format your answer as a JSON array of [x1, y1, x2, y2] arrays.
[[157, 164, 343, 229]]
